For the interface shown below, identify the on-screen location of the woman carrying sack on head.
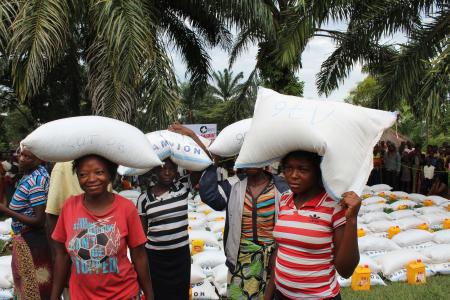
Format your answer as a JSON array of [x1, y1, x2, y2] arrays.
[[0, 149, 53, 299], [50, 154, 153, 300], [264, 151, 361, 300], [136, 123, 209, 300], [199, 156, 289, 299]]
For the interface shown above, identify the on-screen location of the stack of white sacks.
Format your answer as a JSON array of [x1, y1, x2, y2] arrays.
[[188, 193, 227, 299], [338, 184, 450, 287]]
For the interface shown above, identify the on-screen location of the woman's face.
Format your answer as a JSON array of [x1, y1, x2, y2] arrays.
[[77, 157, 111, 196], [283, 156, 321, 194]]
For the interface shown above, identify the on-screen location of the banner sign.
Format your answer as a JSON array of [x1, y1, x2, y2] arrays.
[[184, 124, 217, 140]]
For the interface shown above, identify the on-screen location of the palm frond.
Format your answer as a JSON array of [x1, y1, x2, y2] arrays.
[[136, 44, 180, 131], [87, 36, 138, 121], [316, 30, 396, 96], [161, 10, 211, 95], [375, 7, 450, 108], [229, 27, 260, 68], [0, 0, 18, 52], [9, 0, 71, 101], [89, 0, 156, 85], [159, 0, 232, 50]]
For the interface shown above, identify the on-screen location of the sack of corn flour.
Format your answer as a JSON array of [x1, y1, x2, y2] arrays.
[[235, 87, 396, 200], [209, 118, 252, 157], [21, 116, 162, 169]]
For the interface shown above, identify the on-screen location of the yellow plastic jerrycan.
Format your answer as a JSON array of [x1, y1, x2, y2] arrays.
[[351, 265, 371, 291], [407, 259, 426, 285], [417, 223, 429, 231], [389, 194, 397, 201], [423, 199, 433, 207], [191, 239, 204, 255], [388, 226, 401, 239], [443, 219, 450, 230], [447, 204, 450, 212], [357, 228, 366, 238]]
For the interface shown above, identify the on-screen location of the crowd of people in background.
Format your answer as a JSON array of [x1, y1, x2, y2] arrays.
[[368, 141, 449, 198]]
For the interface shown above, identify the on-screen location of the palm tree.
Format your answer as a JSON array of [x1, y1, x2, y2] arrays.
[[0, 0, 231, 127], [310, 1, 449, 120], [210, 68, 244, 102]]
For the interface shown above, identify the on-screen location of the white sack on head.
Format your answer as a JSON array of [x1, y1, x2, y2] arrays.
[[21, 116, 162, 169], [160, 130, 212, 171], [235, 87, 396, 200], [209, 118, 252, 157]]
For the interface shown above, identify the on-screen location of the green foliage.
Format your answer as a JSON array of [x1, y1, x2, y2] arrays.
[[0, 0, 233, 125], [345, 76, 380, 108]]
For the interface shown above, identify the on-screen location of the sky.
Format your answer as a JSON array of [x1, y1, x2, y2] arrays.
[[169, 22, 366, 102], [170, 22, 407, 102]]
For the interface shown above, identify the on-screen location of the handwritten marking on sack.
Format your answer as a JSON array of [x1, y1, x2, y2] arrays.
[[271, 101, 336, 125], [66, 135, 125, 153], [235, 133, 246, 144]]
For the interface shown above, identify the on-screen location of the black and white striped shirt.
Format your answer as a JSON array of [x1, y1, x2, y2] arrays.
[[137, 177, 190, 250]]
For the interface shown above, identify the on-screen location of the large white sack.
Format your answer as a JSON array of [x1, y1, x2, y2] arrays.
[[209, 118, 252, 157], [370, 184, 393, 192], [189, 230, 220, 249], [431, 263, 450, 275], [389, 210, 417, 220], [118, 190, 141, 205], [374, 250, 430, 275], [433, 230, 450, 244], [419, 214, 448, 228], [359, 203, 389, 214], [191, 264, 207, 284], [212, 264, 228, 285], [395, 217, 428, 231], [358, 236, 401, 252], [415, 206, 446, 215], [390, 191, 410, 200], [360, 212, 392, 224], [235, 87, 396, 200], [408, 193, 426, 203], [403, 241, 437, 251], [423, 196, 448, 206], [192, 250, 226, 270], [359, 254, 382, 273], [421, 244, 450, 263], [0, 222, 10, 235], [362, 196, 387, 206], [0, 256, 12, 289], [391, 229, 434, 247], [20, 116, 162, 168], [367, 220, 398, 233], [118, 130, 212, 174], [191, 280, 219, 300], [389, 200, 416, 210], [160, 130, 212, 171], [189, 218, 207, 231], [206, 211, 226, 222]]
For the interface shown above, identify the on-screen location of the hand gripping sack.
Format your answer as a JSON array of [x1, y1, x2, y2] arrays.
[[21, 116, 162, 169], [209, 118, 252, 157], [235, 87, 396, 200]]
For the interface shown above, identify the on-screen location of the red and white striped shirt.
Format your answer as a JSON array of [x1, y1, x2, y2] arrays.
[[273, 191, 346, 299]]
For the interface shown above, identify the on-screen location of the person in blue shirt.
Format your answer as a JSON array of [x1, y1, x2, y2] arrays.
[[0, 149, 52, 299]]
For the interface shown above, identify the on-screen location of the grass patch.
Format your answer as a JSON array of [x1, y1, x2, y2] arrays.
[[341, 275, 450, 299]]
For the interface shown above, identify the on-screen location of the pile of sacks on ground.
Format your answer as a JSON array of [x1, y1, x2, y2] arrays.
[[0, 219, 13, 299], [339, 184, 450, 287], [188, 193, 227, 299]]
